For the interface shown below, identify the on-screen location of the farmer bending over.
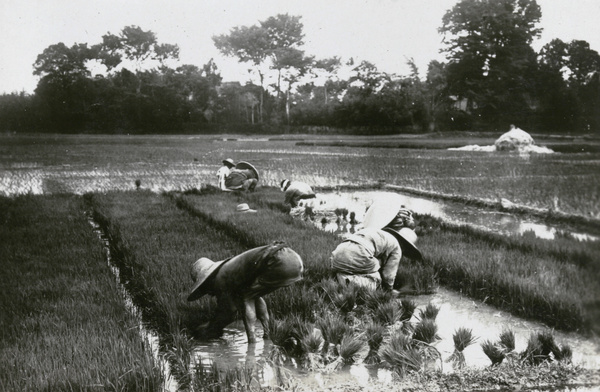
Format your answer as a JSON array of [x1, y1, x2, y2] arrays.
[[187, 242, 304, 343], [330, 206, 422, 293], [280, 179, 316, 207]]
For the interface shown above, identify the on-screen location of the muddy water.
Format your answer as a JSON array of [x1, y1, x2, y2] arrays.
[[189, 190, 600, 389], [308, 190, 599, 241], [190, 287, 600, 387]]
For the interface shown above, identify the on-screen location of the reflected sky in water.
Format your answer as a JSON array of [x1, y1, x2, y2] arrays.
[[307, 191, 599, 242]]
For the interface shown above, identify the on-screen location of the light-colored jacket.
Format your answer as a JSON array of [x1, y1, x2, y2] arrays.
[[330, 228, 401, 289], [284, 181, 315, 206]]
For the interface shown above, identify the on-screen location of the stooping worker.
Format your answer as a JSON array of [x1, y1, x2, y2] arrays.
[[216, 158, 236, 191], [187, 241, 303, 343], [280, 179, 316, 207], [222, 161, 259, 192], [330, 200, 422, 294]]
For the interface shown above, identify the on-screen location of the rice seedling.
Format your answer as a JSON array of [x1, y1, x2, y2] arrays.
[[317, 312, 352, 347], [498, 329, 516, 353], [481, 340, 506, 365], [364, 322, 387, 364], [0, 195, 163, 391], [452, 327, 477, 352], [378, 331, 423, 374], [268, 316, 306, 360], [363, 288, 396, 312], [331, 285, 359, 313], [533, 331, 573, 363], [338, 334, 369, 365], [296, 326, 326, 372], [418, 303, 441, 320], [400, 299, 417, 322], [521, 333, 547, 365], [413, 319, 440, 344], [373, 301, 404, 326], [447, 327, 477, 368]]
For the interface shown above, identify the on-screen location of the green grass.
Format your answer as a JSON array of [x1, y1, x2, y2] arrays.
[[0, 195, 163, 391]]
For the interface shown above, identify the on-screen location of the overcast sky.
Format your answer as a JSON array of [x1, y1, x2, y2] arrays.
[[1, 0, 599, 94]]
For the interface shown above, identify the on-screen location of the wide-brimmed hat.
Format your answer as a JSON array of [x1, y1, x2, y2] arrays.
[[236, 203, 257, 213], [363, 193, 405, 229], [235, 161, 259, 181], [222, 158, 235, 167], [187, 257, 230, 301], [382, 227, 423, 261]]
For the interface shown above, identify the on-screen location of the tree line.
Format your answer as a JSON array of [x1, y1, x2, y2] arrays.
[[1, 0, 599, 135]]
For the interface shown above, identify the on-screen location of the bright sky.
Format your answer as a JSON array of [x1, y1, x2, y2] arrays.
[[1, 0, 599, 94]]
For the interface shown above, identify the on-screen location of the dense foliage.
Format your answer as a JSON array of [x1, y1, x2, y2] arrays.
[[1, 0, 599, 134]]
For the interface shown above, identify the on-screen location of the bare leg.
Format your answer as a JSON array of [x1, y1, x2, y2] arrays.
[[255, 297, 270, 339], [240, 297, 258, 343]]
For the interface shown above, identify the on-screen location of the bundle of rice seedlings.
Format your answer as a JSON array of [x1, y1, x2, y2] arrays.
[[447, 327, 477, 368], [481, 340, 505, 365], [418, 303, 440, 320], [453, 327, 477, 352], [521, 333, 546, 365], [498, 329, 515, 353], [301, 328, 325, 371], [364, 322, 386, 364], [400, 299, 417, 321], [338, 334, 369, 365], [555, 345, 573, 362], [373, 301, 403, 326], [378, 332, 423, 374], [363, 289, 395, 312], [535, 331, 573, 362], [301, 328, 325, 354], [268, 316, 309, 360], [317, 312, 351, 347], [413, 319, 440, 344]]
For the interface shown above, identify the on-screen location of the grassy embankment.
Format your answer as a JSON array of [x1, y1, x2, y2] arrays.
[[85, 187, 598, 389], [0, 195, 163, 391]]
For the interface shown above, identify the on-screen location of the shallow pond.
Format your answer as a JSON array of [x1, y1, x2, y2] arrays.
[[305, 190, 599, 242]]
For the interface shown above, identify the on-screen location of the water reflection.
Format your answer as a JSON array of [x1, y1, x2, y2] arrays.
[[305, 191, 599, 242]]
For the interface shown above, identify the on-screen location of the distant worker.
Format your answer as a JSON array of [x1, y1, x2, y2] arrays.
[[217, 158, 235, 191], [330, 206, 421, 293], [217, 160, 259, 192], [187, 242, 303, 343], [280, 179, 316, 207]]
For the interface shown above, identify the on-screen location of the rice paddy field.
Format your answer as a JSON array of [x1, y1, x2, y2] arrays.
[[1, 132, 600, 391]]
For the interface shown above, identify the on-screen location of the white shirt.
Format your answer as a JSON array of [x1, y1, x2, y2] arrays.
[[216, 166, 231, 190]]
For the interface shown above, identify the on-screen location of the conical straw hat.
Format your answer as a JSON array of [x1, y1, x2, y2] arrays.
[[363, 193, 404, 229], [382, 227, 423, 261]]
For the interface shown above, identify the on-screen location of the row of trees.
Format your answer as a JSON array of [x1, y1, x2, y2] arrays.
[[1, 0, 599, 134]]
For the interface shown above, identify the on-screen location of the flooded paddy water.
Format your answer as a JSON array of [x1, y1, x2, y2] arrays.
[[188, 190, 600, 389], [309, 190, 600, 242]]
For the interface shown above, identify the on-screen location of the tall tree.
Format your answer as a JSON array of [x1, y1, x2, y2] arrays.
[[33, 43, 96, 131], [213, 14, 306, 123], [439, 0, 542, 127]]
